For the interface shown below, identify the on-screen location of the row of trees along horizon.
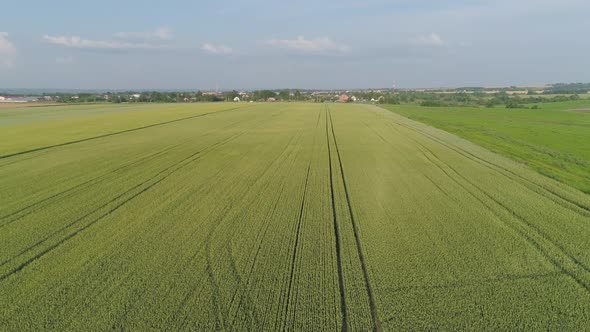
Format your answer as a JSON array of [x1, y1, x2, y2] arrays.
[[3, 82, 588, 109]]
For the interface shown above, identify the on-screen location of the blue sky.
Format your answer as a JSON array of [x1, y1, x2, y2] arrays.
[[1, 0, 589, 89]]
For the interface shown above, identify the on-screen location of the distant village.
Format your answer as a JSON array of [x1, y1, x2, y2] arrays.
[[0, 89, 397, 104], [1, 83, 589, 107]]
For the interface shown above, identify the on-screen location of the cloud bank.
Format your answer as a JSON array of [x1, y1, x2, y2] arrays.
[[0, 32, 17, 68], [201, 43, 233, 55], [261, 36, 350, 55], [114, 27, 172, 41], [43, 35, 166, 50], [410, 33, 445, 47]]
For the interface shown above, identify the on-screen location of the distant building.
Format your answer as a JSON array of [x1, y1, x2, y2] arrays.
[[339, 94, 349, 103], [233, 96, 241, 102], [0, 96, 5, 101], [506, 90, 528, 95], [267, 97, 276, 102], [350, 96, 358, 102], [131, 94, 141, 99]]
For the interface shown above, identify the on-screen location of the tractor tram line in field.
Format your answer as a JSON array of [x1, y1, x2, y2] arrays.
[[281, 105, 322, 331], [178, 121, 308, 329], [375, 114, 590, 294], [0, 141, 186, 227], [0, 135, 228, 281], [223, 132, 304, 327], [378, 110, 590, 219], [94, 108, 294, 330], [160, 139, 269, 329], [0, 104, 268, 225], [0, 125, 260, 282], [394, 120, 590, 274], [327, 106, 380, 332], [0, 104, 252, 161], [171, 109, 299, 327], [418, 143, 590, 292], [390, 119, 590, 218], [325, 105, 348, 331]]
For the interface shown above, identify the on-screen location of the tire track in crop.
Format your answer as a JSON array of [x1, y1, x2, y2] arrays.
[[0, 131, 247, 281], [325, 105, 348, 332], [163, 109, 293, 329], [32, 130, 252, 330], [279, 108, 322, 330], [412, 140, 590, 293], [423, 174, 458, 203], [1, 109, 271, 266], [316, 107, 322, 128], [395, 124, 589, 277], [383, 271, 563, 295], [1, 111, 263, 225], [168, 147, 260, 329], [376, 117, 590, 276], [328, 106, 380, 332], [0, 151, 51, 168], [111, 125, 262, 331], [0, 142, 183, 226], [390, 119, 590, 218], [226, 139, 300, 329], [204, 247, 227, 331], [109, 111, 282, 331], [379, 272, 563, 326], [0, 105, 251, 160], [228, 131, 305, 330], [391, 120, 590, 275], [1, 131, 245, 269], [173, 117, 300, 330], [113, 134, 262, 330], [282, 161, 312, 331]]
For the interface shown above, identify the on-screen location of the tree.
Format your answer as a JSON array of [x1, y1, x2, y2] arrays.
[[506, 100, 524, 109], [278, 90, 290, 101], [223, 90, 239, 101]]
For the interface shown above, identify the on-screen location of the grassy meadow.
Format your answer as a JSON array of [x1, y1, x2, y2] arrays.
[[1, 102, 590, 330]]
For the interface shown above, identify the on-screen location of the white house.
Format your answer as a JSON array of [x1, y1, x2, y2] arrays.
[[233, 96, 241, 102], [0, 96, 6, 101]]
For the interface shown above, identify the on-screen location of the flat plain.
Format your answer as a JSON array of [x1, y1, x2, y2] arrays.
[[1, 103, 590, 330]]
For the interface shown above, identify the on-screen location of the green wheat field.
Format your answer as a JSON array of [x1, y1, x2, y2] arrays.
[[1, 103, 590, 330]]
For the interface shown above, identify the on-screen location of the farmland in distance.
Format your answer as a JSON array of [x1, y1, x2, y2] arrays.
[[1, 103, 590, 330]]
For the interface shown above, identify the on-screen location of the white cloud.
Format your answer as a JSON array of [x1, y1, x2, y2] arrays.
[[43, 35, 165, 50], [201, 43, 233, 55], [113, 27, 172, 40], [0, 32, 17, 68], [411, 33, 445, 47], [261, 36, 350, 55], [55, 56, 75, 64]]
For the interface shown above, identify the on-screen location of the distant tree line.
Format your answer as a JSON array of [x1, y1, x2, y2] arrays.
[[8, 83, 589, 110], [544, 83, 590, 94]]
